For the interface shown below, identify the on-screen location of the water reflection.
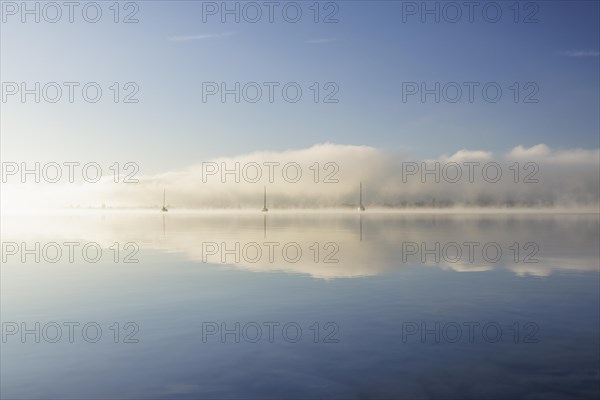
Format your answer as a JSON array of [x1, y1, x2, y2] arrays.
[[2, 211, 598, 278], [1, 211, 599, 399]]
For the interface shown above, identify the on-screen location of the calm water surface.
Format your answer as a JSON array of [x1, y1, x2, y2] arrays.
[[1, 211, 599, 399]]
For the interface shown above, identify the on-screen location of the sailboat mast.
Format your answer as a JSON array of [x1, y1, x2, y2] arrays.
[[358, 182, 365, 211], [360, 182, 362, 205], [261, 186, 269, 212], [163, 189, 166, 208]]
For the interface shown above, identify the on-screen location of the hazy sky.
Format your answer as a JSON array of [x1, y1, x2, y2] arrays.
[[1, 0, 599, 175]]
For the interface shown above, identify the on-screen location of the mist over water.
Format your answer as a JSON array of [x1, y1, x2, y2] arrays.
[[2, 143, 599, 210], [2, 0, 599, 397]]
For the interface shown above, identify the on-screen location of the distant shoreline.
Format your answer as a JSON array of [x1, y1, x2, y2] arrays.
[[2, 207, 599, 215]]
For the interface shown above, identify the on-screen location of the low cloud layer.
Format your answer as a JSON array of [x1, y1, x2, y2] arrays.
[[2, 143, 599, 210]]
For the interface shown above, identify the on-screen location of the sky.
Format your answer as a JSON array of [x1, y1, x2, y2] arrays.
[[0, 0, 599, 208]]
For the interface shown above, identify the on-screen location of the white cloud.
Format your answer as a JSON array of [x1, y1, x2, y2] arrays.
[[507, 143, 551, 158], [559, 50, 600, 57], [307, 38, 339, 44], [168, 32, 234, 41], [439, 149, 493, 163], [507, 144, 600, 164]]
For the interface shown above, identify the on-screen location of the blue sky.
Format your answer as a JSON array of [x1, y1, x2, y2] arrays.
[[1, 0, 599, 174]]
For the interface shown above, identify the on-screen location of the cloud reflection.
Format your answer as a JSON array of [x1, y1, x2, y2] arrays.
[[2, 211, 598, 279]]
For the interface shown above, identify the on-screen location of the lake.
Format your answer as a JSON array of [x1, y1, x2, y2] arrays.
[[1, 211, 599, 399]]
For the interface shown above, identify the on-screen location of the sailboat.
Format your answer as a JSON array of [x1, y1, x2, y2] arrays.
[[161, 189, 168, 212], [262, 186, 268, 212], [358, 182, 365, 211]]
